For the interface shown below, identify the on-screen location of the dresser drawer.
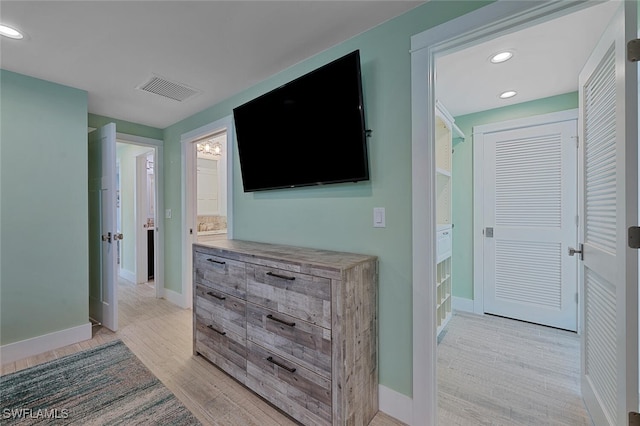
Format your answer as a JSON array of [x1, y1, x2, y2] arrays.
[[246, 341, 331, 426], [194, 250, 246, 299], [195, 317, 246, 383], [247, 265, 331, 329], [246, 303, 331, 379]]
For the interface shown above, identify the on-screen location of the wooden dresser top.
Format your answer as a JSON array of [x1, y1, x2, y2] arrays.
[[194, 239, 377, 272]]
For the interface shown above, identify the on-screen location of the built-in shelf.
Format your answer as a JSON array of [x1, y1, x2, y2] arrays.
[[435, 101, 462, 339], [436, 168, 451, 177]]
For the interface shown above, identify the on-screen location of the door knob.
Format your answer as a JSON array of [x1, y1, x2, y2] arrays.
[[113, 233, 124, 241], [101, 232, 111, 243]]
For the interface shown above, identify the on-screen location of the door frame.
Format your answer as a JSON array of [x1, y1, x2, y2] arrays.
[[135, 151, 152, 284], [410, 1, 605, 424], [472, 109, 579, 323], [116, 133, 164, 300], [180, 115, 235, 309]]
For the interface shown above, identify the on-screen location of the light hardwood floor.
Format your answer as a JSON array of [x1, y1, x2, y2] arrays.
[[1, 282, 592, 425], [438, 311, 592, 426], [0, 278, 402, 426]]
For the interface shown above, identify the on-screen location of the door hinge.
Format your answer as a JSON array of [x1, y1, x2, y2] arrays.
[[568, 243, 583, 260], [575, 292, 578, 304], [575, 215, 579, 227], [572, 135, 579, 148], [628, 39, 640, 62], [628, 226, 640, 249], [190, 228, 193, 235], [629, 412, 640, 426]]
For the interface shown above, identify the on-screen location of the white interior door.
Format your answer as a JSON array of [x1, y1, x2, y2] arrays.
[[88, 123, 118, 331], [579, 3, 638, 425], [483, 119, 578, 331]]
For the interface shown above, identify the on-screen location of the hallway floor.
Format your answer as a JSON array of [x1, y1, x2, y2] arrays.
[[438, 311, 592, 425]]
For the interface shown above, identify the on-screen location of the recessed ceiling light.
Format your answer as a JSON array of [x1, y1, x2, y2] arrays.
[[0, 24, 24, 39], [499, 90, 517, 99], [490, 51, 513, 64]]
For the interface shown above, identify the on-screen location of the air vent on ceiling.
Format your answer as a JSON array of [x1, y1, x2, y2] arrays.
[[137, 75, 200, 102]]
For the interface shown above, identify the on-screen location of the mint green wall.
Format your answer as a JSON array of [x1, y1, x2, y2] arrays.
[[89, 113, 163, 141], [451, 92, 579, 300], [163, 1, 491, 396], [0, 70, 88, 345]]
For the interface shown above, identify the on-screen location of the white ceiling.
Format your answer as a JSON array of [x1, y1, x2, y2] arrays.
[[0, 0, 423, 129], [436, 1, 619, 117], [2, 1, 620, 128]]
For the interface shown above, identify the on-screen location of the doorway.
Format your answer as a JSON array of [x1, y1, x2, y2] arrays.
[[180, 115, 234, 309], [115, 142, 155, 286], [410, 1, 632, 424], [114, 134, 165, 302]]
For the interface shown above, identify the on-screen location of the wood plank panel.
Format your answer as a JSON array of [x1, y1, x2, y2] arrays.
[[247, 265, 331, 329], [194, 249, 246, 299], [246, 302, 331, 379], [246, 341, 332, 426]]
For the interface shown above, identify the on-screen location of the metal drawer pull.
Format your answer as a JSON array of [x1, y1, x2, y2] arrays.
[[206, 258, 226, 265], [266, 271, 295, 281], [207, 325, 226, 336], [267, 356, 296, 373], [206, 291, 226, 301], [267, 314, 296, 327]]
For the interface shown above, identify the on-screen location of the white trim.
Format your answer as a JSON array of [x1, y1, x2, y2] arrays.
[[473, 108, 579, 135], [115, 133, 164, 300], [135, 152, 149, 284], [411, 2, 600, 424], [0, 323, 92, 364], [119, 267, 136, 283], [452, 296, 474, 313], [181, 115, 235, 310], [162, 287, 189, 309], [472, 109, 578, 319], [378, 385, 412, 425]]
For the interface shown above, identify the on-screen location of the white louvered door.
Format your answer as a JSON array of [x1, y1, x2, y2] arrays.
[[483, 119, 577, 331], [579, 3, 638, 425]]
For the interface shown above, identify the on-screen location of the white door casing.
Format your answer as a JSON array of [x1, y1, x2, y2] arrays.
[[579, 3, 638, 425], [181, 115, 234, 309], [481, 116, 578, 331], [88, 123, 118, 331], [410, 2, 632, 424], [116, 134, 164, 300]]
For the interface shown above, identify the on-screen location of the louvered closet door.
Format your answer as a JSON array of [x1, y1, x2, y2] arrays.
[[579, 3, 638, 425], [483, 120, 577, 331]]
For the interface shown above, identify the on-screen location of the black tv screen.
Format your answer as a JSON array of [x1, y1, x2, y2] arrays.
[[233, 50, 369, 192]]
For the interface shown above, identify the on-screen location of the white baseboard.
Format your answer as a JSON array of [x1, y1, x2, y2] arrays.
[[0, 323, 92, 365], [163, 288, 188, 309], [379, 384, 412, 425], [452, 296, 474, 313], [119, 268, 135, 283]]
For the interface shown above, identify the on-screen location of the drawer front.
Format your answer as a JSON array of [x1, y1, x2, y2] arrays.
[[194, 285, 247, 381], [195, 319, 246, 383], [194, 250, 246, 299], [195, 284, 246, 338], [437, 228, 452, 262], [247, 265, 331, 329], [246, 341, 331, 426], [246, 303, 331, 379]]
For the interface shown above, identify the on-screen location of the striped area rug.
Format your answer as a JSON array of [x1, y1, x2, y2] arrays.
[[0, 340, 200, 425]]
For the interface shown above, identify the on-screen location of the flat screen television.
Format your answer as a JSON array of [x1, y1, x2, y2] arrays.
[[233, 50, 369, 192]]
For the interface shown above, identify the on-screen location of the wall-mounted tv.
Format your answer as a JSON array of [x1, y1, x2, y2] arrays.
[[233, 50, 369, 192]]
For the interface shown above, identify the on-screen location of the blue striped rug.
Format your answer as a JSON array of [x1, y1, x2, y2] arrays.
[[0, 340, 200, 425]]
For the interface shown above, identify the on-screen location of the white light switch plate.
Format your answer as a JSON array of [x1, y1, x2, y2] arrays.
[[165, 209, 172, 219], [373, 207, 386, 228]]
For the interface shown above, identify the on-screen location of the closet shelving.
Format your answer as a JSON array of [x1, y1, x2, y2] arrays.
[[435, 101, 463, 337]]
